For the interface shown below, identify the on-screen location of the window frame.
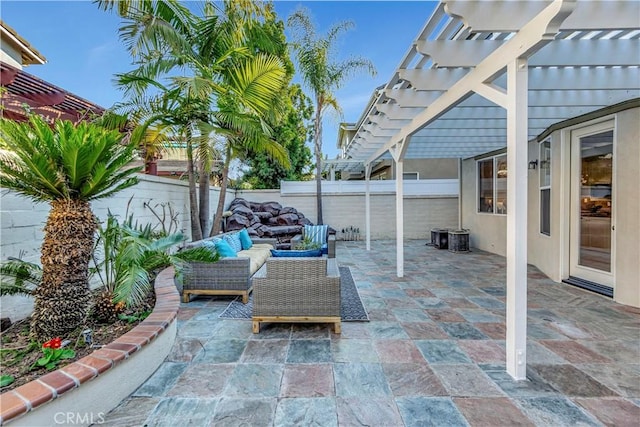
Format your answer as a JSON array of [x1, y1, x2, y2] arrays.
[[402, 172, 419, 180], [476, 154, 507, 216], [539, 139, 552, 236]]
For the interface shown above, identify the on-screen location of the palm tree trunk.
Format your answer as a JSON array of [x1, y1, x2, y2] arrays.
[[314, 101, 324, 225], [198, 158, 210, 234], [210, 144, 232, 236], [30, 199, 95, 341], [186, 128, 203, 241]]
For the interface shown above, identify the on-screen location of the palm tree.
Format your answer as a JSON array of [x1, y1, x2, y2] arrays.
[[96, 110, 172, 176], [287, 8, 376, 224], [98, 0, 289, 240], [0, 115, 140, 341], [208, 96, 290, 236]]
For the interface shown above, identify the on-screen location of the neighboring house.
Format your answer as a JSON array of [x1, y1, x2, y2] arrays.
[[333, 88, 459, 181], [335, 120, 459, 181], [0, 21, 104, 123], [336, 0, 639, 380]]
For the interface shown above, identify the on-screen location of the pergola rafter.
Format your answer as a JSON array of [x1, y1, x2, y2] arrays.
[[341, 1, 639, 164]]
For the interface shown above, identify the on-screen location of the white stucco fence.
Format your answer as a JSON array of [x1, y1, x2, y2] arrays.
[[1, 175, 459, 321]]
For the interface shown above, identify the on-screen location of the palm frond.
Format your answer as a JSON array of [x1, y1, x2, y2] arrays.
[[225, 54, 286, 116], [287, 8, 316, 47], [0, 258, 42, 297], [1, 115, 141, 203], [329, 57, 377, 90], [324, 20, 355, 47], [113, 263, 151, 307]]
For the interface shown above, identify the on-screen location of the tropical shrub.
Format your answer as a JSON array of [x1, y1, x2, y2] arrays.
[[91, 211, 218, 321]]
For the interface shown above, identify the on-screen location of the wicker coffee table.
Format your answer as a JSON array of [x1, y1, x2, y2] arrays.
[[251, 257, 341, 333]]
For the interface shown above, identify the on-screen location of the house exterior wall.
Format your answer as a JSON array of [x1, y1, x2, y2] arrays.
[[396, 158, 459, 180], [526, 131, 564, 283], [344, 158, 459, 181], [0, 42, 23, 69], [462, 106, 639, 307], [461, 157, 507, 255], [613, 108, 640, 307]]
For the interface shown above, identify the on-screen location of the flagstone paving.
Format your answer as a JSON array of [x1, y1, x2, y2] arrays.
[[102, 240, 640, 426]]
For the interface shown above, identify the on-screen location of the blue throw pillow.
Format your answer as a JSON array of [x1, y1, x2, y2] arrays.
[[202, 239, 218, 255], [238, 228, 253, 250], [223, 233, 242, 252], [215, 239, 237, 258], [271, 248, 322, 257], [304, 224, 328, 246]]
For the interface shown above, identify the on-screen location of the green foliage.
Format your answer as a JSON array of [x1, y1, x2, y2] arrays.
[[292, 236, 321, 251], [0, 375, 14, 387], [0, 256, 42, 297], [99, 0, 291, 239], [0, 115, 141, 203], [31, 338, 75, 371], [118, 310, 151, 324], [239, 84, 314, 189], [0, 341, 38, 369], [292, 226, 322, 250], [92, 211, 219, 307]]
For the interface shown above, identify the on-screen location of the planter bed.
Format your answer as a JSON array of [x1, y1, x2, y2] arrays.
[[0, 266, 180, 426]]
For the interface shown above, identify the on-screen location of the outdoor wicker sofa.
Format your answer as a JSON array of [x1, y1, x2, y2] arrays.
[[252, 257, 341, 333], [181, 232, 276, 304]]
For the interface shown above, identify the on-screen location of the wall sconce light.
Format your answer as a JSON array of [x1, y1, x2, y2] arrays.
[[528, 160, 538, 170]]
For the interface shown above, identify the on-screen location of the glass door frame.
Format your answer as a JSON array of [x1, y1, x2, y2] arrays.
[[569, 119, 616, 287]]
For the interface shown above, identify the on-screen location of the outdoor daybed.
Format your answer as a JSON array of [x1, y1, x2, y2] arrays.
[[181, 230, 276, 303]]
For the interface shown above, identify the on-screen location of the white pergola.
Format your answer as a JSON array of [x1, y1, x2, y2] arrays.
[[336, 0, 640, 380]]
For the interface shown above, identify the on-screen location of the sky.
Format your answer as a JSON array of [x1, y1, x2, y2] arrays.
[[1, 0, 436, 159]]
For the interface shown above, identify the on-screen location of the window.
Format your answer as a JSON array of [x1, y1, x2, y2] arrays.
[[539, 140, 551, 235], [477, 154, 507, 214], [478, 159, 494, 213], [402, 172, 419, 180]]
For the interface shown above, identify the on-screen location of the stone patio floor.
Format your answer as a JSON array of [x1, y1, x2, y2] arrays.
[[102, 240, 640, 426]]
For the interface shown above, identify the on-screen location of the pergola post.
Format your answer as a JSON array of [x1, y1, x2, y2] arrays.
[[506, 57, 529, 380], [365, 163, 372, 251], [458, 158, 463, 230], [390, 137, 409, 278]]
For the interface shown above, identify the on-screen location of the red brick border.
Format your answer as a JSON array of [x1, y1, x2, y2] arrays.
[[0, 267, 179, 425]]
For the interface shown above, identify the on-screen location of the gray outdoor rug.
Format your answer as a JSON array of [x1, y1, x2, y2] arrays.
[[219, 266, 369, 321]]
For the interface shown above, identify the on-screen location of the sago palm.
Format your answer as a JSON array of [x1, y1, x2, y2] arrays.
[[0, 115, 140, 341], [288, 8, 376, 224]]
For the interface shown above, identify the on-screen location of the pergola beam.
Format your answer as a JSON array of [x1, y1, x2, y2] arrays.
[[416, 39, 639, 68], [396, 67, 639, 92], [445, 0, 638, 32]]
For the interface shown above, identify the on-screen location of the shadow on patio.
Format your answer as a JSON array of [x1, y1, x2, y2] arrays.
[[102, 240, 639, 426]]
